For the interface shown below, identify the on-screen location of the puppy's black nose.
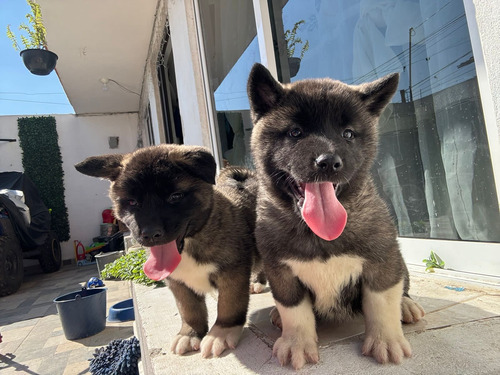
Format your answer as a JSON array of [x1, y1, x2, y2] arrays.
[[140, 226, 164, 241], [315, 154, 343, 172]]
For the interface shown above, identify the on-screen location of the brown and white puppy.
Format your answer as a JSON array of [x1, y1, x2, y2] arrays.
[[247, 63, 425, 369], [75, 144, 263, 358]]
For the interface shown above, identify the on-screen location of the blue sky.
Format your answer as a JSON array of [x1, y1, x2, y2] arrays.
[[0, 0, 73, 116]]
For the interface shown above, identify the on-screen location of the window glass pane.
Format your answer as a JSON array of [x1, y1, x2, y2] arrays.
[[270, 0, 500, 242], [198, 0, 260, 167]]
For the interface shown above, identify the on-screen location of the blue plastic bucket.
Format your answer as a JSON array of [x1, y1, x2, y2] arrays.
[[53, 288, 107, 340]]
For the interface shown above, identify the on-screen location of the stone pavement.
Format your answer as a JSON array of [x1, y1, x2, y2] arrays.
[[1, 262, 499, 375], [134, 266, 500, 375], [0, 264, 134, 375]]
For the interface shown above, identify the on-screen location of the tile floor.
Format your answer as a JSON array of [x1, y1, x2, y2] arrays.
[[1, 262, 499, 375], [134, 266, 500, 374], [0, 264, 134, 375]]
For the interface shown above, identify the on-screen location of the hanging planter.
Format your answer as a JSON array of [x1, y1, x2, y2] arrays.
[[20, 48, 58, 76], [6, 1, 58, 76], [288, 57, 301, 78], [285, 20, 309, 79]]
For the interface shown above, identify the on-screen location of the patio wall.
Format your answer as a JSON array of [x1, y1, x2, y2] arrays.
[[0, 113, 138, 263]]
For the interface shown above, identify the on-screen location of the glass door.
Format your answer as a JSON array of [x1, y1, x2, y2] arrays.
[[268, 0, 500, 243], [197, 0, 261, 167]]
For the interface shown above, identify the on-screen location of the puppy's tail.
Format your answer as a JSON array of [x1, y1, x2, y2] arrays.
[[217, 166, 256, 185], [216, 166, 258, 203]]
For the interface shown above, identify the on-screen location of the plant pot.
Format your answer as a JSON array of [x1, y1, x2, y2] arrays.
[[53, 288, 107, 340], [288, 57, 301, 78], [20, 49, 58, 76], [95, 250, 124, 278]]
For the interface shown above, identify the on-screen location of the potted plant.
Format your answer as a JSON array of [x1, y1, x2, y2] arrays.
[[6, 0, 58, 76], [285, 20, 310, 78]]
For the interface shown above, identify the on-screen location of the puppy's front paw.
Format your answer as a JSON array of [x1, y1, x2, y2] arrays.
[[273, 334, 319, 370], [362, 331, 412, 364], [401, 296, 425, 323], [200, 325, 243, 358], [171, 334, 201, 355]]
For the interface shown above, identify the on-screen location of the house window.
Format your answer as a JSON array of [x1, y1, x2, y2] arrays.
[[197, 0, 261, 167], [145, 103, 155, 146], [157, 26, 183, 144], [266, 0, 499, 243]]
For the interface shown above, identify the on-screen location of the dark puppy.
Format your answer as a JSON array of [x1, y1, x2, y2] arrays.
[[75, 144, 262, 358], [248, 64, 424, 369]]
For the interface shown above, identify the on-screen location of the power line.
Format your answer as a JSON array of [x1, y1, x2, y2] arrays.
[[0, 91, 66, 96], [0, 97, 71, 105], [351, 13, 467, 84], [412, 0, 453, 31], [410, 50, 472, 90]]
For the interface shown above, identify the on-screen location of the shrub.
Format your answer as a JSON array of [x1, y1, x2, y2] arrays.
[[18, 116, 70, 241]]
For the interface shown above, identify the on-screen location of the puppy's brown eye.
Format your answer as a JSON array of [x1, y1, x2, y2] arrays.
[[168, 192, 184, 203], [288, 128, 302, 138], [128, 199, 138, 206], [343, 129, 355, 140]]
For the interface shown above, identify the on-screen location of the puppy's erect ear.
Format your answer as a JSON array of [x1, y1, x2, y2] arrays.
[[357, 73, 399, 117], [180, 148, 217, 185], [247, 63, 284, 119], [75, 154, 124, 181]]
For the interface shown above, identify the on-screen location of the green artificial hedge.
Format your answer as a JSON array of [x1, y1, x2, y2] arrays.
[[18, 116, 70, 241]]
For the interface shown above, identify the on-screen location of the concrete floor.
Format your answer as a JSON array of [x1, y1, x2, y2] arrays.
[[0, 264, 134, 375], [1, 263, 499, 375], [134, 266, 500, 375]]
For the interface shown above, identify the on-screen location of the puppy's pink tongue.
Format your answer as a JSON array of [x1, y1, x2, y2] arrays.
[[143, 241, 182, 281], [301, 182, 347, 241]]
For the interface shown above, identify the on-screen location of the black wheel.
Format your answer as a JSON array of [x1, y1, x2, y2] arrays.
[[0, 218, 24, 297], [38, 231, 62, 273]]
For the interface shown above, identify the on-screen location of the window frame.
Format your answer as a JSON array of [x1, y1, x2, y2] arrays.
[[190, 0, 500, 276]]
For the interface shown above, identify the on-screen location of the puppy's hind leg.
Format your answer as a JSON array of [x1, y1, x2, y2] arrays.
[[250, 269, 267, 294], [168, 279, 209, 355], [401, 294, 425, 324], [250, 254, 267, 294], [401, 267, 425, 323], [200, 270, 250, 358], [269, 306, 282, 330]]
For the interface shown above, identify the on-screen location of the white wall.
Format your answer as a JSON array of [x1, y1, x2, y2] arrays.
[[470, 0, 500, 206], [473, 0, 500, 138], [0, 121, 24, 171], [168, 0, 213, 149], [0, 113, 138, 262]]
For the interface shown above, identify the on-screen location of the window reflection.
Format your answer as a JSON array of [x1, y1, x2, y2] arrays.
[[270, 0, 499, 242], [198, 0, 260, 167]]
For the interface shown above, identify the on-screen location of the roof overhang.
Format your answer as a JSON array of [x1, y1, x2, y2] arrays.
[[38, 0, 159, 115]]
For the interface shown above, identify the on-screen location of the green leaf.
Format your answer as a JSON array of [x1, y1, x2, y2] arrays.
[[5, 0, 47, 51], [100, 249, 164, 286]]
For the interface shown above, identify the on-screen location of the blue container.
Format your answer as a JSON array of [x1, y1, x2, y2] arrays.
[[108, 298, 135, 322], [53, 288, 107, 340]]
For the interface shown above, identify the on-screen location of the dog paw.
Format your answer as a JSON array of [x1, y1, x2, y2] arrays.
[[401, 296, 425, 323], [200, 325, 243, 358], [362, 332, 412, 364], [269, 306, 282, 330], [250, 281, 266, 294], [171, 334, 201, 355], [273, 334, 319, 370]]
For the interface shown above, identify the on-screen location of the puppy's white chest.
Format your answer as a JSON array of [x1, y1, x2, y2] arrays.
[[283, 255, 364, 314], [169, 253, 217, 295]]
